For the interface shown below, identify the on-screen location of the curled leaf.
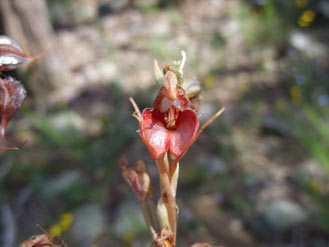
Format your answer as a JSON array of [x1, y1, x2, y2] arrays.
[[0, 77, 26, 149]]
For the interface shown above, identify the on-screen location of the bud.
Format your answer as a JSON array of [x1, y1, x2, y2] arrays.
[[120, 159, 152, 202]]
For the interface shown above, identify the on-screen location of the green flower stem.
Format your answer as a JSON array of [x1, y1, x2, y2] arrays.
[[157, 197, 170, 229], [156, 157, 177, 245], [168, 155, 179, 197]]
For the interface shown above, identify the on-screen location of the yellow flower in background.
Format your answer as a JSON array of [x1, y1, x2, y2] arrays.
[[302, 10, 316, 22], [298, 10, 316, 27], [290, 85, 302, 105], [203, 74, 215, 89], [60, 213, 73, 231], [49, 212, 74, 237], [123, 232, 134, 243], [310, 180, 320, 192], [296, 0, 308, 8], [49, 224, 62, 236]]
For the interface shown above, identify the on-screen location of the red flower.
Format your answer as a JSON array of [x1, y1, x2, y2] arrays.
[[128, 55, 224, 245], [133, 70, 199, 161], [0, 35, 46, 149], [131, 62, 224, 163], [141, 108, 198, 160]]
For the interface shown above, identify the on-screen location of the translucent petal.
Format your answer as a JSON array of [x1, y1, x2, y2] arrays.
[[0, 35, 22, 51]]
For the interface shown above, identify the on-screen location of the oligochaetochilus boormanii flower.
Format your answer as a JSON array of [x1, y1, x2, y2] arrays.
[[0, 35, 45, 149], [129, 51, 225, 246]]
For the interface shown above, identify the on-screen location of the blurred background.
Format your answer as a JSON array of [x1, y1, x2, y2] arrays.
[[0, 0, 329, 246]]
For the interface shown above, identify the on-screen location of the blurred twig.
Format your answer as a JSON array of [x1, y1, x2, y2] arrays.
[[0, 202, 16, 247], [14, 186, 35, 217], [0, 157, 13, 183]]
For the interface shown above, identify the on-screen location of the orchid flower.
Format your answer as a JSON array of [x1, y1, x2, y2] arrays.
[[0, 35, 45, 149], [129, 52, 224, 246]]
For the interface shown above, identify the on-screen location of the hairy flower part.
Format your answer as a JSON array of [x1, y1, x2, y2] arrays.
[[19, 225, 67, 247], [151, 226, 174, 247], [120, 158, 152, 202], [0, 35, 46, 71], [0, 77, 26, 149]]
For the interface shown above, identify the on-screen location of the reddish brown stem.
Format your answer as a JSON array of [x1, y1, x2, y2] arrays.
[[0, 124, 27, 150], [31, 43, 51, 61], [130, 97, 143, 123], [196, 107, 225, 138], [0, 141, 26, 150], [168, 155, 177, 183], [184, 107, 225, 155], [156, 158, 177, 246]]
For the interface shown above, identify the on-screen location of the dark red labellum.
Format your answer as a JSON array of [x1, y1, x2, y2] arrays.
[[140, 108, 199, 160]]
